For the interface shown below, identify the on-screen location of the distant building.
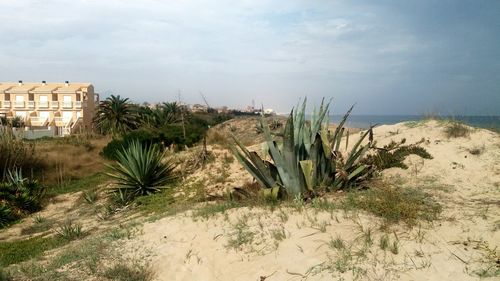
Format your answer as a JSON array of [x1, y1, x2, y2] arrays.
[[191, 104, 208, 113], [216, 106, 229, 114], [0, 81, 98, 137], [264, 108, 276, 115]]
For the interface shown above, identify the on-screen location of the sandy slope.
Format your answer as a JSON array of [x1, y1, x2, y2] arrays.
[[121, 120, 500, 281]]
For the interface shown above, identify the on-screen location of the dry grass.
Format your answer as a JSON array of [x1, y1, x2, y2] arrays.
[[444, 121, 471, 138], [35, 135, 111, 186], [343, 182, 442, 227]]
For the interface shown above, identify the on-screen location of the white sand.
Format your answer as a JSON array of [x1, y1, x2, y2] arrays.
[[119, 121, 500, 280]]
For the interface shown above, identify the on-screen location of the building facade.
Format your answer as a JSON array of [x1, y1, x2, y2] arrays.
[[0, 81, 98, 136]]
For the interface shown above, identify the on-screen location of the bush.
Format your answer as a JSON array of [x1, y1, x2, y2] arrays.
[[0, 170, 45, 228], [106, 141, 178, 198], [363, 139, 433, 170], [101, 129, 160, 160], [345, 185, 441, 226]]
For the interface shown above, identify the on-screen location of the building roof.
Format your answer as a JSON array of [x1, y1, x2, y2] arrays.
[[5, 84, 38, 94], [54, 83, 91, 94], [30, 84, 62, 94], [0, 84, 15, 92], [0, 82, 92, 94]]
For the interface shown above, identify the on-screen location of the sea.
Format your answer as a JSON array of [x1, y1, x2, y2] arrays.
[[325, 115, 500, 130]]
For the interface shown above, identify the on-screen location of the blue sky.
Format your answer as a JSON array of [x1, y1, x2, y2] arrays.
[[0, 0, 499, 115]]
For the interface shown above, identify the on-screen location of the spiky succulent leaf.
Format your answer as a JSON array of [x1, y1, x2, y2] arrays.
[[106, 141, 177, 197]]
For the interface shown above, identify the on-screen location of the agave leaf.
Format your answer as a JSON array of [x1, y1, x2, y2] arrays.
[[345, 127, 374, 169], [261, 114, 301, 196], [261, 185, 280, 200], [347, 165, 367, 180], [332, 105, 354, 151], [300, 160, 314, 191], [282, 113, 302, 195], [229, 137, 275, 188]]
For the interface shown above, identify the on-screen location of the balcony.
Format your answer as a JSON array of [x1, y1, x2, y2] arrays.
[[30, 117, 48, 126], [14, 101, 25, 108], [75, 101, 82, 109], [27, 101, 35, 109], [54, 117, 64, 126], [62, 101, 73, 109], [38, 101, 49, 108], [51, 101, 59, 109], [1, 101, 11, 109]]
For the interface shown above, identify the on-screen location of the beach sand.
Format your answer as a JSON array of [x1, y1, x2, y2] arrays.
[[118, 120, 500, 281]]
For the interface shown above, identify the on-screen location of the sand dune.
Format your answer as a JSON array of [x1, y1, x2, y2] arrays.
[[119, 120, 500, 281]]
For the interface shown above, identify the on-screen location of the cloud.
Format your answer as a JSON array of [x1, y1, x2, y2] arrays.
[[0, 0, 499, 114]]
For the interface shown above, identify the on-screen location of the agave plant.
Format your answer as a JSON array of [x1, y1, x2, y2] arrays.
[[230, 98, 374, 199], [106, 140, 177, 198]]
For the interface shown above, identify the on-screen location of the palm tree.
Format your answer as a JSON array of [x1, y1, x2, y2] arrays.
[[139, 102, 181, 128], [93, 95, 139, 136]]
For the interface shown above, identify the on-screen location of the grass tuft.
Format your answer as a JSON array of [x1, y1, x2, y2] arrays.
[[56, 220, 83, 240], [102, 263, 153, 281], [444, 121, 471, 138], [344, 185, 441, 227]]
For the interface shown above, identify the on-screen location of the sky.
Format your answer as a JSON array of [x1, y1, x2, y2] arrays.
[[0, 0, 499, 115]]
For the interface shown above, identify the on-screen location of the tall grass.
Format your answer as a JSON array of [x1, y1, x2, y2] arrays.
[[0, 128, 41, 181]]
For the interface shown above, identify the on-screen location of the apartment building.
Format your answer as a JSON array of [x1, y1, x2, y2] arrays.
[[0, 81, 98, 137]]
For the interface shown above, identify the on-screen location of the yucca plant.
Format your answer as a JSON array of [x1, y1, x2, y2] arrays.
[[230, 98, 374, 199], [106, 140, 177, 198], [0, 204, 14, 228], [0, 169, 45, 228]]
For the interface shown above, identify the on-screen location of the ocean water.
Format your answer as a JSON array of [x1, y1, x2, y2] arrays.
[[326, 115, 500, 130]]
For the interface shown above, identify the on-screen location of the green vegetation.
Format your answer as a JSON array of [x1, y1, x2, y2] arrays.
[[345, 185, 441, 226], [363, 138, 433, 170], [56, 220, 84, 240], [48, 173, 106, 195], [0, 236, 67, 266], [82, 190, 98, 204], [106, 141, 177, 198], [231, 98, 374, 199], [93, 95, 139, 136], [96, 97, 232, 159], [0, 170, 45, 228]]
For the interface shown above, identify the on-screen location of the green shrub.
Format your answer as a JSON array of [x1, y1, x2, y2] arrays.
[[56, 221, 83, 240], [101, 129, 160, 160], [0, 170, 45, 228], [346, 185, 441, 226], [106, 141, 178, 198], [363, 139, 433, 170]]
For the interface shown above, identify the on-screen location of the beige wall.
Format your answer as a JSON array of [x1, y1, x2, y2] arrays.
[[0, 83, 97, 135]]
